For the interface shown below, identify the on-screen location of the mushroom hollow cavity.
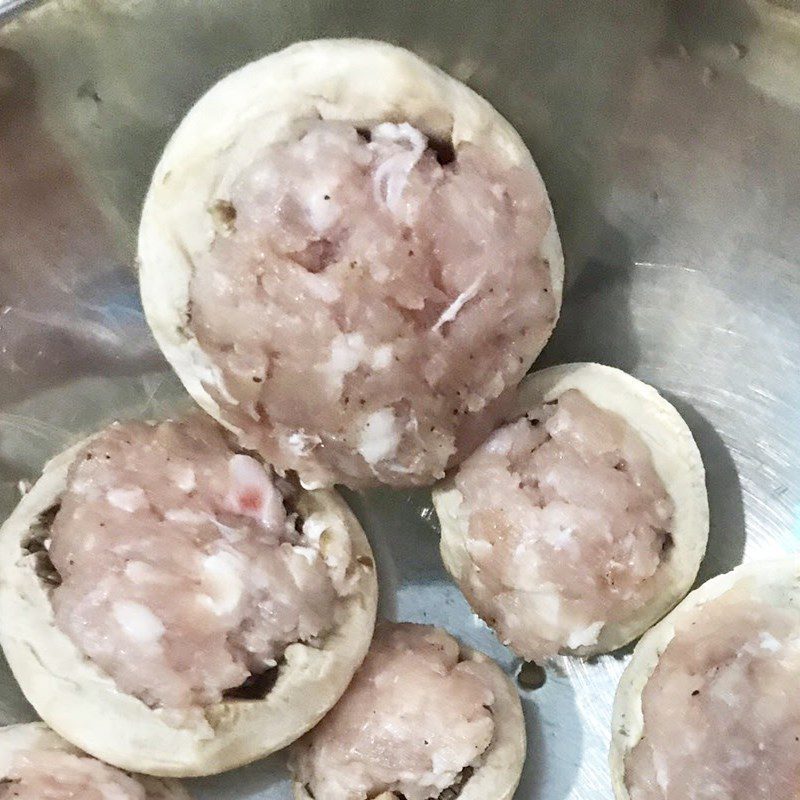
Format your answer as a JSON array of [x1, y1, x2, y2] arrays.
[[290, 622, 525, 800], [139, 39, 564, 490], [616, 565, 800, 800], [434, 363, 708, 661], [0, 416, 378, 776]]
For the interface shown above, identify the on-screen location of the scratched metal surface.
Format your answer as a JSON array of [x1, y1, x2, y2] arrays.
[[0, 0, 799, 797]]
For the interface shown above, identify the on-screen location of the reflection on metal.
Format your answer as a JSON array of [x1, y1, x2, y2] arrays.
[[1, 1, 799, 798]]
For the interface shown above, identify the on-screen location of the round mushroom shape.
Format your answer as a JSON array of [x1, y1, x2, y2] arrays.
[[138, 37, 564, 490], [0, 424, 378, 777], [289, 622, 526, 800], [434, 362, 709, 661]]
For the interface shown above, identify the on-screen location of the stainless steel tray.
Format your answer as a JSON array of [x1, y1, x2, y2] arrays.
[[1, 1, 799, 798]]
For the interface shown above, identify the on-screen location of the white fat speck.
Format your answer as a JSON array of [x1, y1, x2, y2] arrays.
[[465, 392, 488, 413], [566, 621, 604, 649], [292, 545, 319, 565], [324, 332, 368, 390], [472, 613, 489, 629], [372, 122, 427, 147], [371, 344, 393, 369], [303, 186, 339, 234], [550, 526, 576, 550], [653, 751, 670, 793], [759, 631, 782, 652], [430, 749, 453, 776], [536, 593, 562, 627], [302, 513, 329, 543], [106, 487, 148, 513], [432, 276, 482, 332], [484, 428, 514, 456], [124, 561, 163, 584], [286, 430, 322, 456], [307, 278, 341, 303], [201, 551, 245, 615], [172, 467, 196, 493], [358, 408, 401, 465], [370, 261, 391, 282], [655, 497, 673, 522], [164, 508, 207, 525], [371, 123, 427, 219], [17, 480, 31, 496], [112, 601, 165, 643]]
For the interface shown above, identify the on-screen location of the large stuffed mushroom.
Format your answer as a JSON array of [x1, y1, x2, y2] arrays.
[[138, 38, 563, 489], [0, 416, 377, 776]]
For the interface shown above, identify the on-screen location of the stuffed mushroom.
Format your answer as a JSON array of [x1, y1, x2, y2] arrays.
[[289, 622, 525, 800], [0, 415, 377, 776], [138, 38, 564, 490], [0, 722, 188, 800], [611, 559, 800, 800], [433, 363, 708, 662]]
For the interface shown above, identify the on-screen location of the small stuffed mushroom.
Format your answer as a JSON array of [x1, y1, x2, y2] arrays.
[[433, 363, 708, 662], [0, 415, 377, 776], [611, 559, 800, 800], [0, 722, 189, 800], [138, 38, 564, 490], [289, 622, 525, 800]]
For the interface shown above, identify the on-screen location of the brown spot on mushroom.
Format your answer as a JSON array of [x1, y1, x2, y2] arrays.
[[209, 199, 237, 235]]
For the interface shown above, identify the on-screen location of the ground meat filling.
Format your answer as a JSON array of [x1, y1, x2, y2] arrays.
[[189, 120, 557, 489], [625, 582, 800, 800], [452, 389, 674, 661], [42, 416, 353, 717], [290, 623, 495, 800], [0, 748, 145, 800]]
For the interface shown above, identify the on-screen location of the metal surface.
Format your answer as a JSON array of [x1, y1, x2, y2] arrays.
[[0, 1, 799, 798]]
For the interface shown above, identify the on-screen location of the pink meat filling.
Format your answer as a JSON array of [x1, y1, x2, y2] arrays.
[[0, 749, 145, 800], [189, 120, 557, 489], [290, 622, 495, 800], [625, 582, 800, 800], [44, 417, 352, 714], [452, 389, 674, 661]]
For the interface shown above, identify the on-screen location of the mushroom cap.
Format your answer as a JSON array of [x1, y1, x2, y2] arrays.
[[434, 362, 709, 657], [137, 38, 564, 488], [0, 435, 378, 776]]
